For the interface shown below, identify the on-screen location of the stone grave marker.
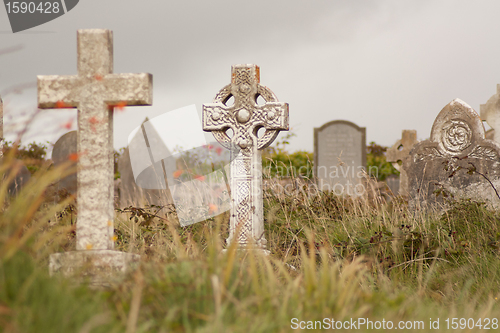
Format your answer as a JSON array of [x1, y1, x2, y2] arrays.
[[0, 95, 32, 195], [202, 64, 289, 251], [38, 29, 152, 286], [385, 174, 400, 195], [405, 99, 500, 209], [313, 120, 366, 195], [118, 117, 175, 210], [480, 84, 500, 142], [386, 130, 418, 196], [52, 130, 77, 194]]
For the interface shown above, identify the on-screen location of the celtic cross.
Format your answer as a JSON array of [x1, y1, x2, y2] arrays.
[[202, 64, 289, 250]]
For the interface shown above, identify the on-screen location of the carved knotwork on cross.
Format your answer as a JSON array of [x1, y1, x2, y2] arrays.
[[386, 130, 418, 196], [202, 64, 289, 250]]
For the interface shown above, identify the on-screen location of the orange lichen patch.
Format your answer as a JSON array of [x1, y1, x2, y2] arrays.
[[173, 169, 184, 179], [56, 100, 69, 108], [208, 203, 218, 214], [107, 220, 113, 227], [68, 153, 79, 162], [108, 101, 127, 112], [61, 119, 74, 130], [89, 116, 100, 125], [94, 74, 103, 81], [85, 243, 93, 250]]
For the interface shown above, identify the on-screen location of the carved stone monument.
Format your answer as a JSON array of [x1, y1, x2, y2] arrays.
[[118, 117, 175, 210], [386, 130, 418, 196], [52, 130, 77, 194], [480, 84, 500, 143], [202, 64, 289, 251], [0, 95, 32, 195], [313, 120, 366, 195], [405, 99, 500, 209], [38, 29, 152, 286]]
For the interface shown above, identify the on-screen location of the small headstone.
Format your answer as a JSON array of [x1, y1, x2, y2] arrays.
[[386, 130, 418, 196], [406, 99, 500, 209], [52, 131, 77, 194], [0, 95, 31, 195], [202, 64, 289, 251], [38, 29, 152, 286], [480, 84, 500, 142], [385, 174, 400, 195], [6, 161, 31, 196], [313, 120, 366, 195]]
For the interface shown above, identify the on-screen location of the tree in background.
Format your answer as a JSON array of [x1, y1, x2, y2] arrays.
[[366, 141, 399, 181]]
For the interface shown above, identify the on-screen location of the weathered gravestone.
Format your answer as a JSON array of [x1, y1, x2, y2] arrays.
[[313, 120, 366, 195], [38, 29, 152, 286], [52, 130, 77, 194], [202, 64, 289, 251], [0, 95, 32, 195], [385, 174, 400, 195], [386, 130, 418, 196], [405, 99, 500, 209], [118, 117, 175, 210], [480, 84, 500, 143]]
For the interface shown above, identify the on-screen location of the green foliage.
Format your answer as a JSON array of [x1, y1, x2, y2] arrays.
[[366, 141, 399, 181], [2, 141, 48, 174], [262, 131, 313, 179], [3, 134, 500, 332]]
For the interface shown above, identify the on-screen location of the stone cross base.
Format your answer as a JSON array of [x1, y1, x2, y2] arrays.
[[49, 250, 140, 288], [222, 248, 270, 256]]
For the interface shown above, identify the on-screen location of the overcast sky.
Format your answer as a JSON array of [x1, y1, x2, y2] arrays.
[[1, 0, 500, 157]]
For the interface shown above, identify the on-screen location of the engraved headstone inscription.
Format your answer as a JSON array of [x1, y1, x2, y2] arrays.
[[202, 64, 289, 251], [313, 120, 366, 195], [38, 29, 152, 286], [406, 99, 500, 209]]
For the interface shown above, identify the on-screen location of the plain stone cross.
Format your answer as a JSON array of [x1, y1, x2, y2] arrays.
[[386, 130, 418, 196], [203, 64, 289, 250], [480, 84, 500, 143], [38, 30, 152, 252]]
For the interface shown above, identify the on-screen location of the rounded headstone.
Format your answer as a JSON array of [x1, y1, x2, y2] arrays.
[[52, 131, 77, 194]]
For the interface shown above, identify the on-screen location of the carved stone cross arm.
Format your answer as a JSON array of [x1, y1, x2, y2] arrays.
[[202, 64, 288, 153], [38, 73, 152, 108]]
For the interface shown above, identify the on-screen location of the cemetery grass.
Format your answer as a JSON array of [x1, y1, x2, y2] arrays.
[[2, 165, 500, 332]]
